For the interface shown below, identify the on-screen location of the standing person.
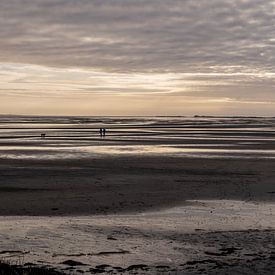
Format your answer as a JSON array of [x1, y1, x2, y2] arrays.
[[103, 128, 106, 137], [99, 128, 103, 138]]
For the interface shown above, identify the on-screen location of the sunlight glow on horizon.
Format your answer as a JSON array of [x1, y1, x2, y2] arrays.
[[1, 62, 275, 116]]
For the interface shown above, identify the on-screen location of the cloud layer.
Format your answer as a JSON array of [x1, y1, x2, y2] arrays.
[[1, 0, 275, 73], [0, 0, 274, 115]]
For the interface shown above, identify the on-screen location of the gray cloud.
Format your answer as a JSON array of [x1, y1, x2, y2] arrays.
[[0, 0, 275, 73]]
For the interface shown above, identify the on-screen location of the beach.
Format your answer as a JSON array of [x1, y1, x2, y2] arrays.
[[0, 116, 275, 274]]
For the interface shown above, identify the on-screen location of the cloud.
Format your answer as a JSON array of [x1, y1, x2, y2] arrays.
[[0, 0, 274, 115], [0, 0, 274, 73]]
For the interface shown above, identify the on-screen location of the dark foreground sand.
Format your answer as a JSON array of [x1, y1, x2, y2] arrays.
[[0, 156, 275, 215], [0, 156, 275, 274]]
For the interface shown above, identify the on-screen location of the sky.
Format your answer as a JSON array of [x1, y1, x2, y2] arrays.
[[0, 0, 275, 116]]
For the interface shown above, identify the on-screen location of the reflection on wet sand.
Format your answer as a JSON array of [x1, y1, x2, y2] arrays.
[[1, 116, 275, 160]]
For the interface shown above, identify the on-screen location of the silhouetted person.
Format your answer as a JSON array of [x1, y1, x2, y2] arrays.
[[103, 128, 106, 137], [99, 128, 103, 138]]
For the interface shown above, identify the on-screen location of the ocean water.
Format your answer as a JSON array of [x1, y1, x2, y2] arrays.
[[0, 116, 275, 160]]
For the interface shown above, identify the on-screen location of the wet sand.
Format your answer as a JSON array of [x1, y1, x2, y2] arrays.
[[0, 156, 275, 216], [0, 156, 275, 274], [0, 116, 275, 274]]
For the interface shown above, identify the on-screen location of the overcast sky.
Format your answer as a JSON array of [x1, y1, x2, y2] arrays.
[[0, 0, 275, 116]]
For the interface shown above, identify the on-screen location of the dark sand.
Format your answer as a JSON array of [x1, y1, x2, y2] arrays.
[[0, 156, 274, 215]]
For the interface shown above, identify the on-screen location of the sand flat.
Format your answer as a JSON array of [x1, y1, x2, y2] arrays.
[[0, 116, 275, 274]]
